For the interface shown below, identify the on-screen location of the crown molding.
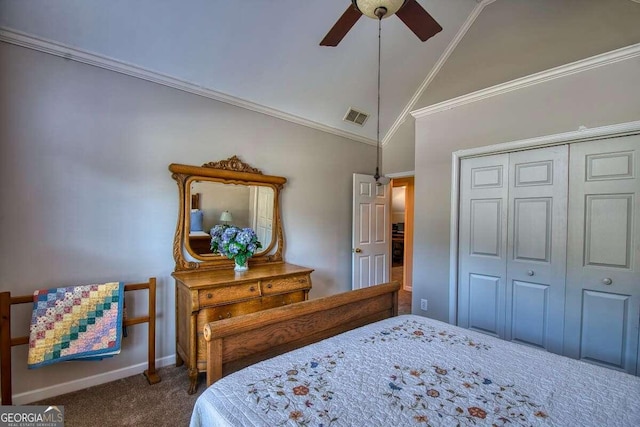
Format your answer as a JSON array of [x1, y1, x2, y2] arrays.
[[0, 27, 377, 147], [454, 120, 640, 159], [382, 0, 497, 146], [411, 42, 640, 119]]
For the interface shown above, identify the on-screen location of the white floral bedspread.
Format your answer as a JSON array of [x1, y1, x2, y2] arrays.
[[190, 315, 640, 426]]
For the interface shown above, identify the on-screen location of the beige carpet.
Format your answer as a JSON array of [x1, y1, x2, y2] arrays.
[[393, 265, 412, 315], [33, 365, 202, 426]]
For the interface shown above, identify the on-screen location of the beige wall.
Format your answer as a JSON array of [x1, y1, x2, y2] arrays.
[[412, 55, 640, 322], [382, 117, 415, 174], [0, 41, 375, 401], [384, 0, 640, 176]]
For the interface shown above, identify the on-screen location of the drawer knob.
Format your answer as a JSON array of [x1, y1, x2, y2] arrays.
[[267, 283, 273, 289], [527, 270, 534, 276], [602, 277, 613, 286], [250, 286, 256, 292], [207, 293, 213, 299]]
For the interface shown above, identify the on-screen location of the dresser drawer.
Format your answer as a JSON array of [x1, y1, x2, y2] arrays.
[[198, 281, 260, 307], [197, 294, 295, 326], [262, 275, 311, 296]]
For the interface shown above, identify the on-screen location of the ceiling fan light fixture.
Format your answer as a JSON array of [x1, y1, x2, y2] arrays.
[[352, 0, 406, 19]]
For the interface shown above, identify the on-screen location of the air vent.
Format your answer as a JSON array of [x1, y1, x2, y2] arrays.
[[343, 107, 369, 126]]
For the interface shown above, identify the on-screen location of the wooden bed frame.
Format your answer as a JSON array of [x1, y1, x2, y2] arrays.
[[203, 281, 400, 386], [0, 278, 161, 405]]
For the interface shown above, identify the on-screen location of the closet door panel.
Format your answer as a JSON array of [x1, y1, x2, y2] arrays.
[[513, 198, 552, 262], [470, 199, 503, 257], [468, 274, 501, 335], [584, 194, 632, 268], [505, 146, 568, 354], [565, 135, 640, 374], [511, 280, 548, 347], [581, 290, 629, 368], [458, 155, 509, 337]]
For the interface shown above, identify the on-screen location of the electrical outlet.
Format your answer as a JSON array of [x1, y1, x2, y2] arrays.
[[420, 299, 428, 311]]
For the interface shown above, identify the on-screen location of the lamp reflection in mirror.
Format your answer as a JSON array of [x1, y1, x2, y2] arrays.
[[220, 211, 233, 225]]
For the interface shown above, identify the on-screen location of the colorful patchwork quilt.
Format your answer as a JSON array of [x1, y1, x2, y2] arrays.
[[28, 282, 124, 369]]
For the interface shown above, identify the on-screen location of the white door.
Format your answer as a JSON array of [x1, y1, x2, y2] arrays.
[[255, 186, 274, 249], [458, 146, 568, 353], [458, 154, 509, 337], [564, 135, 640, 374], [505, 145, 568, 354], [352, 173, 391, 289]]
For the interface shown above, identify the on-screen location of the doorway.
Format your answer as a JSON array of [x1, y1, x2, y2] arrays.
[[391, 177, 414, 314]]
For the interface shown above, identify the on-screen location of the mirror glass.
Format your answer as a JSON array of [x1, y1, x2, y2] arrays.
[[187, 180, 275, 257], [170, 156, 286, 271]]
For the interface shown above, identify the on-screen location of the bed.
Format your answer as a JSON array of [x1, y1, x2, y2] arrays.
[[190, 282, 640, 426]]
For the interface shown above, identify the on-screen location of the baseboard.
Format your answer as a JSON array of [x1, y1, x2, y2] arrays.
[[10, 354, 176, 405]]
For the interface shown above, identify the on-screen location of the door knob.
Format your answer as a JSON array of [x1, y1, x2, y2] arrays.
[[353, 248, 362, 253], [602, 278, 613, 286], [527, 270, 534, 276]]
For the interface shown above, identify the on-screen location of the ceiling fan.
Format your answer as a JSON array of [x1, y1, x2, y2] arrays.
[[320, 0, 442, 47], [320, 1, 442, 184]]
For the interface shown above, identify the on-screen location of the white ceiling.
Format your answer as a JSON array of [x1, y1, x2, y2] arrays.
[[1, 0, 639, 146], [0, 0, 479, 144]]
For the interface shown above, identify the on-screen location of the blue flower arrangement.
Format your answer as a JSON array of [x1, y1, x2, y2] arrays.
[[210, 225, 262, 269]]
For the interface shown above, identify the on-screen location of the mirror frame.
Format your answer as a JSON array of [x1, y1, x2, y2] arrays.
[[169, 156, 286, 271]]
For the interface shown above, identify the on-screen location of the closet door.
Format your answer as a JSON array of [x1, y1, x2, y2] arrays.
[[505, 146, 568, 354], [564, 135, 640, 374], [458, 154, 509, 337]]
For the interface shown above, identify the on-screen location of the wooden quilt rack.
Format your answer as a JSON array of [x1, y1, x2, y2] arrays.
[[0, 278, 161, 405]]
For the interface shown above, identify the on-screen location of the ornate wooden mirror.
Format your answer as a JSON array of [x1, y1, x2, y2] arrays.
[[169, 156, 286, 271]]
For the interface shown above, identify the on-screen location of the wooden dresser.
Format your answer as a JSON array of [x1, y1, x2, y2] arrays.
[[188, 233, 211, 255], [172, 262, 313, 393]]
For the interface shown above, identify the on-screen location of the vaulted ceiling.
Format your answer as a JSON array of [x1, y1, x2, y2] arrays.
[[1, 0, 640, 146]]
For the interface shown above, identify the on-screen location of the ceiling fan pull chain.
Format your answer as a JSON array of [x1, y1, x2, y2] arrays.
[[375, 15, 381, 180]]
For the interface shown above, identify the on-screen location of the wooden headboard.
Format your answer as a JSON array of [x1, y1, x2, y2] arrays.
[[203, 281, 400, 386]]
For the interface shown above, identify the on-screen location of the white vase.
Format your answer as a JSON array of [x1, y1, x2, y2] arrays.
[[234, 259, 249, 272]]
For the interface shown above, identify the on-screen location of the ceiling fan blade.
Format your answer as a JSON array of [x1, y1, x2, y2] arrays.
[[395, 0, 443, 42], [320, 5, 362, 46]]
